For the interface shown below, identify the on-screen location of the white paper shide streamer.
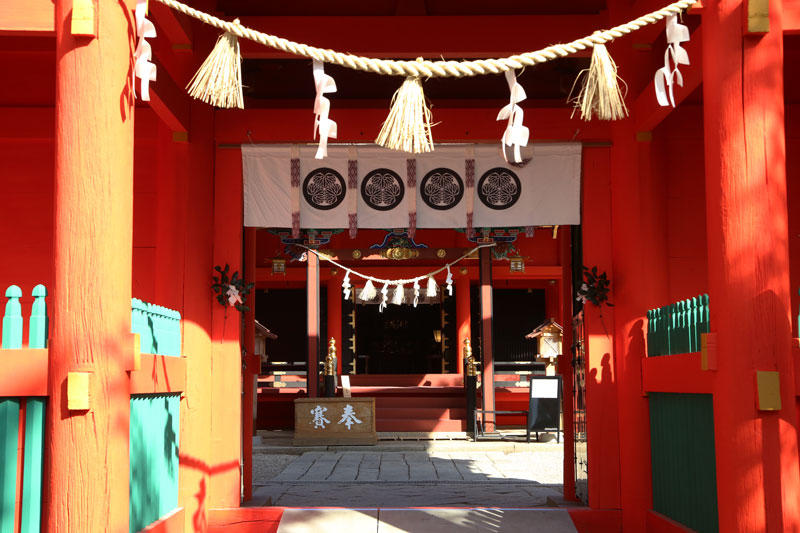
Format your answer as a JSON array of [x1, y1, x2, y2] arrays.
[[226, 285, 242, 306], [134, 0, 157, 101], [496, 70, 529, 164], [413, 279, 420, 308], [342, 270, 351, 300], [445, 265, 453, 296], [654, 15, 690, 108], [379, 283, 389, 312], [313, 60, 338, 159]]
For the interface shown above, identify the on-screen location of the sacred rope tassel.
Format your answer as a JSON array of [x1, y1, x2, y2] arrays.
[[375, 75, 434, 154], [412, 279, 420, 308], [186, 20, 244, 109], [392, 284, 405, 305], [359, 280, 376, 302], [426, 276, 438, 298], [571, 41, 627, 121], [379, 283, 390, 312]]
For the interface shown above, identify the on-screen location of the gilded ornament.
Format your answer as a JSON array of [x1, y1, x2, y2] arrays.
[[436, 248, 447, 258]]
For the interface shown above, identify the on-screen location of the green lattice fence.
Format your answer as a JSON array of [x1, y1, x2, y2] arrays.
[[1, 285, 47, 533], [647, 294, 709, 356]]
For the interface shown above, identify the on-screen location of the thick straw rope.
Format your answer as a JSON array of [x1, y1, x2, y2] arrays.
[[154, 0, 696, 78]]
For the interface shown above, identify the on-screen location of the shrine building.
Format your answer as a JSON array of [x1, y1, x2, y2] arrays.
[[1, 0, 799, 532]]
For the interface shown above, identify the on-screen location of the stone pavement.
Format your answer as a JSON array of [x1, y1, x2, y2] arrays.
[[252, 445, 565, 508], [275, 508, 579, 533]]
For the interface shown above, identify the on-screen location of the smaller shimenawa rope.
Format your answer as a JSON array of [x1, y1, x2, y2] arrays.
[[153, 0, 697, 78]]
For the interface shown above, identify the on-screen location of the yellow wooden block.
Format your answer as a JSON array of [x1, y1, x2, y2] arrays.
[[67, 371, 91, 411], [747, 0, 770, 34], [756, 370, 781, 411], [132, 333, 141, 371], [70, 0, 97, 37]]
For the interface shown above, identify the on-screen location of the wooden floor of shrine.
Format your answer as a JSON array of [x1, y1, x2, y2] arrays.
[[258, 373, 531, 432]]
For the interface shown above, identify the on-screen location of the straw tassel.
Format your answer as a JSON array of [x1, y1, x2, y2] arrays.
[[187, 20, 244, 109], [359, 280, 376, 301], [375, 75, 434, 154], [392, 284, 405, 305], [426, 276, 438, 298], [570, 41, 628, 121]]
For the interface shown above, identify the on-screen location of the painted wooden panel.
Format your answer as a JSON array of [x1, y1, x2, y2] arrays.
[[129, 394, 181, 533], [0, 399, 20, 533], [20, 398, 44, 533], [649, 393, 718, 533], [131, 299, 182, 357]]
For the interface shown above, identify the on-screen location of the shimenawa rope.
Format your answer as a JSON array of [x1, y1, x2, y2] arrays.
[[153, 0, 696, 78]]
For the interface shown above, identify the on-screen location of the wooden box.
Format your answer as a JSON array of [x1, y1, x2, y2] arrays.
[[293, 397, 377, 445]]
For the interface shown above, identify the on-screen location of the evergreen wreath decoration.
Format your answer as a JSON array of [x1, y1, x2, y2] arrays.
[[576, 265, 613, 307], [211, 263, 254, 312]]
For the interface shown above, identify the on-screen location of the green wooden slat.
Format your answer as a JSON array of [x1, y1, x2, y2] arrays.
[[20, 399, 44, 533], [129, 394, 180, 533], [650, 393, 719, 533], [0, 399, 20, 533], [2, 286, 23, 350], [28, 286, 47, 350]]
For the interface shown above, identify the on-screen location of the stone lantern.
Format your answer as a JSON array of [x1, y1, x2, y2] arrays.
[[526, 318, 563, 376]]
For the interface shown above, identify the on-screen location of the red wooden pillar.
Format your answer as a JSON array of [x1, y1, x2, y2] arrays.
[[560, 228, 576, 501], [242, 227, 257, 501], [327, 269, 343, 375], [703, 3, 800, 531], [479, 247, 495, 431], [581, 146, 621, 509], [46, 1, 134, 529], [456, 273, 471, 374], [307, 252, 320, 397], [210, 147, 244, 507]]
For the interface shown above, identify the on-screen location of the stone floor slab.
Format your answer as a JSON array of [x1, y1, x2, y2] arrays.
[[277, 509, 378, 533], [377, 509, 578, 533]]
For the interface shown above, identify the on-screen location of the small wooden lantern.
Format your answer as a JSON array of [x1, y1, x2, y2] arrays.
[[526, 318, 563, 376]]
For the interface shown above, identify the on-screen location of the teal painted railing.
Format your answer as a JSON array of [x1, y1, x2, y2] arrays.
[[131, 299, 182, 357], [129, 394, 180, 533], [647, 294, 709, 356], [650, 393, 719, 533], [1, 285, 47, 533]]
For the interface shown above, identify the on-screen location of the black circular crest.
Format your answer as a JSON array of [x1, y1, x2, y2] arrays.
[[303, 168, 346, 210], [361, 168, 405, 211], [420, 168, 464, 211], [477, 167, 521, 210]]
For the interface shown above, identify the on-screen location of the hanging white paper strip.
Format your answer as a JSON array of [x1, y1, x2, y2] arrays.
[[133, 0, 157, 101], [496, 70, 529, 164], [312, 60, 338, 159], [654, 15, 690, 108]]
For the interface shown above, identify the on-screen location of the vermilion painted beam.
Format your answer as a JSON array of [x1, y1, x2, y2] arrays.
[[0, 0, 54, 35], [0, 349, 47, 397], [236, 15, 601, 59], [641, 353, 714, 394], [208, 507, 283, 533], [215, 108, 611, 144], [479, 247, 495, 432], [149, 2, 192, 49], [646, 510, 696, 533], [140, 507, 185, 533], [786, 0, 800, 33], [307, 252, 320, 398], [149, 56, 190, 134], [129, 354, 187, 394], [633, 28, 703, 133]]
